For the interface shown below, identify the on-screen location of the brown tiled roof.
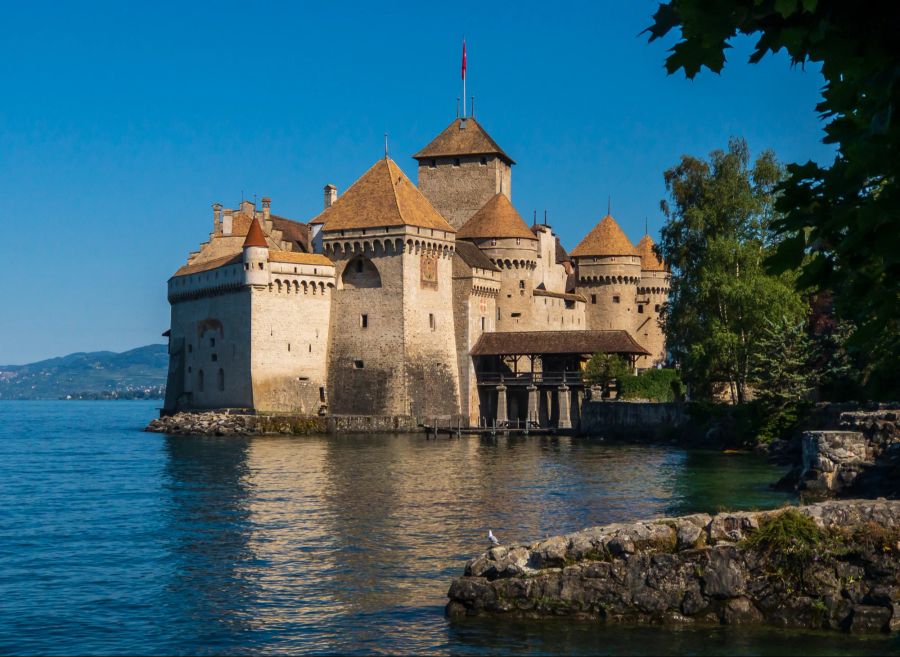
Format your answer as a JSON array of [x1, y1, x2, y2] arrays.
[[413, 117, 515, 164], [454, 241, 500, 272], [457, 193, 537, 241], [636, 234, 666, 271], [470, 330, 650, 356], [269, 251, 334, 267], [243, 217, 268, 248], [271, 215, 310, 252], [570, 215, 638, 258], [533, 289, 587, 303], [172, 253, 242, 278], [313, 158, 455, 232]]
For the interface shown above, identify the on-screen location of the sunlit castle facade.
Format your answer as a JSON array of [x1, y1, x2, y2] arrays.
[[163, 114, 669, 426]]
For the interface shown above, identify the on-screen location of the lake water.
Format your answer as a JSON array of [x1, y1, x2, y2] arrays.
[[0, 401, 896, 655]]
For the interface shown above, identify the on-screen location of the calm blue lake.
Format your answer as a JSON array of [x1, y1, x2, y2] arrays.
[[0, 401, 896, 655]]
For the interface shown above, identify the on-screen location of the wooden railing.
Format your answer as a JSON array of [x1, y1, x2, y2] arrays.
[[475, 371, 585, 386]]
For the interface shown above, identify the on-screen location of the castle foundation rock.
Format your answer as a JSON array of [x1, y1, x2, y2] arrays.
[[447, 500, 900, 634]]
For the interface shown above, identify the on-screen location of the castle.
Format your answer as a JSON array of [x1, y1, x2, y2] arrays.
[[162, 116, 669, 427]]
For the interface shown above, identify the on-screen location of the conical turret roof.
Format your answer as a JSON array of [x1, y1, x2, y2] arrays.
[[636, 234, 666, 271], [413, 117, 514, 164], [243, 216, 268, 248], [311, 158, 455, 232], [570, 215, 637, 258], [457, 193, 537, 242]]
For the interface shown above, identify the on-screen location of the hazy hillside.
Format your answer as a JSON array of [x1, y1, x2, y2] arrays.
[[0, 345, 168, 400]]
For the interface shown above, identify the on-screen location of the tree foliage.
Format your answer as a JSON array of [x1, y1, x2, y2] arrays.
[[646, 0, 900, 399], [583, 352, 630, 389], [657, 139, 807, 403]]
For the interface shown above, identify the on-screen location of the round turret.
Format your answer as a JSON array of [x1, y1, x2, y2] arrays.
[[458, 194, 538, 328], [571, 214, 641, 331], [634, 234, 670, 366], [242, 217, 270, 286]]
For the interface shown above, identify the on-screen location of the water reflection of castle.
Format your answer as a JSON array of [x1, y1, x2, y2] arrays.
[[163, 115, 669, 426]]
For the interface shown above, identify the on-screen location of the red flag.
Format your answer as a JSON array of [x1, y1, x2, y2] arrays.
[[461, 40, 467, 80]]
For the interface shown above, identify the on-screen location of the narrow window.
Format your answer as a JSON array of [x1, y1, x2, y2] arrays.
[[638, 305, 644, 314], [353, 360, 365, 369], [288, 343, 291, 352], [480, 156, 487, 166], [591, 294, 597, 304], [511, 312, 522, 318], [245, 263, 249, 270], [210, 338, 215, 347], [516, 238, 521, 245], [613, 295, 621, 304], [188, 344, 193, 353], [361, 314, 368, 329], [218, 368, 224, 391], [429, 159, 436, 168], [188, 366, 192, 374], [481, 316, 485, 331], [258, 262, 263, 270], [198, 370, 204, 392], [211, 353, 217, 362], [655, 304, 661, 312], [308, 344, 312, 353], [453, 158, 461, 167], [319, 386, 326, 401], [429, 313, 435, 330], [519, 280, 525, 289], [496, 308, 500, 321]]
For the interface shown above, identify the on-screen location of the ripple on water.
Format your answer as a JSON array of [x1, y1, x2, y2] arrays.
[[0, 401, 897, 655]]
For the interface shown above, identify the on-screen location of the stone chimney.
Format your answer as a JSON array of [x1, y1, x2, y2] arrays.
[[324, 184, 337, 209], [212, 203, 222, 233], [262, 197, 271, 221], [222, 209, 233, 235]]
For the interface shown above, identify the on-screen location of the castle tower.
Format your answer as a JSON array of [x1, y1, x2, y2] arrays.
[[242, 216, 270, 286], [457, 193, 538, 329], [413, 117, 514, 229], [315, 157, 461, 418], [634, 234, 670, 367], [571, 214, 641, 332]]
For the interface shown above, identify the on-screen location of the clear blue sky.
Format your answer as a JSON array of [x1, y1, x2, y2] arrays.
[[0, 0, 834, 365]]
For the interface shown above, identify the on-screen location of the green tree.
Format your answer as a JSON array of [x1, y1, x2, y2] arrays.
[[658, 139, 807, 403], [583, 352, 630, 392], [749, 316, 816, 440], [645, 0, 900, 399]]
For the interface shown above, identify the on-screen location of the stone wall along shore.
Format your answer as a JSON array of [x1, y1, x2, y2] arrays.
[[447, 499, 900, 634], [145, 411, 326, 436]]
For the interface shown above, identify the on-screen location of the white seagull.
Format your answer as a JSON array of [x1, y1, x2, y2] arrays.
[[488, 530, 500, 546]]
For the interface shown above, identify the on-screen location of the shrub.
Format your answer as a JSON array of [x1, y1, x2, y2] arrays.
[[618, 368, 683, 402]]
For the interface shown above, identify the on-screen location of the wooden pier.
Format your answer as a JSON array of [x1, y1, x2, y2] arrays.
[[420, 418, 570, 438]]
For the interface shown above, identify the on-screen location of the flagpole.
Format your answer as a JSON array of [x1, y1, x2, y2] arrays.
[[462, 38, 467, 118]]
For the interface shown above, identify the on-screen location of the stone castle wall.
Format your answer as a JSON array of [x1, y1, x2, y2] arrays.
[[164, 288, 254, 411], [249, 280, 332, 414]]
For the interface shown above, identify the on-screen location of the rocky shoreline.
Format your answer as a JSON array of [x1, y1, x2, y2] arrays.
[[145, 411, 326, 436], [447, 499, 900, 633]]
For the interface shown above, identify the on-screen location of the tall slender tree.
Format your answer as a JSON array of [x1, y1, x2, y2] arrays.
[[658, 139, 807, 402]]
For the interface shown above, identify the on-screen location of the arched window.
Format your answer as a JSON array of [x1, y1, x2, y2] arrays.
[[197, 369, 204, 392], [342, 255, 382, 289], [218, 368, 225, 391]]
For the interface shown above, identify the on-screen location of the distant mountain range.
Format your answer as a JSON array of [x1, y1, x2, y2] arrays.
[[0, 345, 168, 400]]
